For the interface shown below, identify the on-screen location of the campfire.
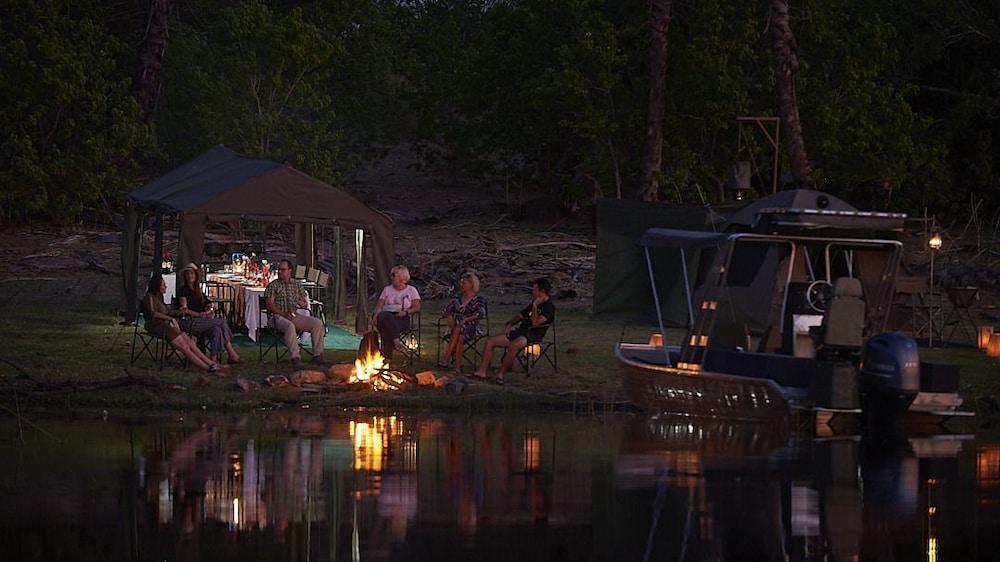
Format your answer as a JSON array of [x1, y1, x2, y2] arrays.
[[351, 332, 409, 391]]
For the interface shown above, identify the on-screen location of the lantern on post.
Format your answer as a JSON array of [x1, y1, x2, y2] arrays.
[[929, 228, 942, 250], [978, 326, 994, 351], [928, 227, 942, 347]]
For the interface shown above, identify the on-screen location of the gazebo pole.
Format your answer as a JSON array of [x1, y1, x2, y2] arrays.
[[645, 247, 672, 367], [295, 224, 316, 270], [355, 229, 370, 334], [334, 226, 345, 322], [152, 210, 164, 275]]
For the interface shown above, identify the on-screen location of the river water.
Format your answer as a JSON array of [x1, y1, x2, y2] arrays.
[[0, 412, 996, 561]]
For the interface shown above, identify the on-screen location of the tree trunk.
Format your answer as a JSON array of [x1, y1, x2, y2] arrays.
[[137, 0, 174, 124], [636, 0, 672, 202], [769, 0, 816, 190]]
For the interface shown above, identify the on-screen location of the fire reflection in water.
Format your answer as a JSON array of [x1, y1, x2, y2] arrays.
[[351, 420, 385, 473], [138, 414, 569, 559], [144, 414, 419, 550], [202, 441, 268, 531], [979, 445, 1000, 504]]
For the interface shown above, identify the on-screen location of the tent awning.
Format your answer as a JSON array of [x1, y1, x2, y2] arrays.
[[128, 146, 280, 213], [638, 228, 733, 249]]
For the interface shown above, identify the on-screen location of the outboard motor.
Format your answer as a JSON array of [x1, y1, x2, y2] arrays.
[[858, 333, 920, 419]]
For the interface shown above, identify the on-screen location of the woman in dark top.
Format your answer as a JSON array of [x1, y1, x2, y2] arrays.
[[177, 263, 242, 364], [438, 271, 487, 373], [473, 277, 554, 385], [142, 274, 225, 373]]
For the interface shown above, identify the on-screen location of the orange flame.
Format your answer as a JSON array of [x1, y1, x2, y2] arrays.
[[353, 346, 386, 383], [351, 346, 406, 391]]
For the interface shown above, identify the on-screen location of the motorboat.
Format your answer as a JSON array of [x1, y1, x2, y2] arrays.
[[614, 191, 972, 425]]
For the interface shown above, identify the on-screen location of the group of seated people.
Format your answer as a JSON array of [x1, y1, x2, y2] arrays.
[[373, 264, 555, 385], [142, 258, 327, 373], [142, 265, 243, 374], [142, 258, 554, 384]]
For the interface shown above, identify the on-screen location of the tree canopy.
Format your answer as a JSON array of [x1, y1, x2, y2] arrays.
[[1, 0, 997, 221]]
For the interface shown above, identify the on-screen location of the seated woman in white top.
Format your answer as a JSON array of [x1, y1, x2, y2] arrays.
[[374, 265, 421, 362]]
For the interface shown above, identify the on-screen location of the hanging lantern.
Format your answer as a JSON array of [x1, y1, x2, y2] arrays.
[[726, 161, 752, 201], [928, 228, 942, 250], [987, 334, 1000, 358], [648, 333, 664, 346], [978, 326, 994, 351]]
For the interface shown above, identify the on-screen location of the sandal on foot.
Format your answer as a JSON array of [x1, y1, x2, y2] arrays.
[[207, 363, 221, 374], [494, 377, 505, 386], [471, 372, 488, 380]]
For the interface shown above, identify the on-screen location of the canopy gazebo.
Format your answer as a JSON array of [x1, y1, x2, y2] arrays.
[[121, 145, 394, 333]]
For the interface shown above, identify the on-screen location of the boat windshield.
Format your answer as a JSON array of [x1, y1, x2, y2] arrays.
[[706, 236, 900, 356]]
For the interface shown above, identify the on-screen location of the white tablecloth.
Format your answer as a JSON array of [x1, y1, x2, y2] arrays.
[[163, 273, 176, 304], [244, 287, 267, 341]]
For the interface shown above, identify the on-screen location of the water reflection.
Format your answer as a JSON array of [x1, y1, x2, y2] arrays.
[[0, 414, 996, 561], [613, 419, 989, 562], [129, 414, 584, 561]]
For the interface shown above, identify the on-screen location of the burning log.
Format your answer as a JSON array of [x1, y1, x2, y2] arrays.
[[351, 331, 411, 391], [328, 363, 354, 384]]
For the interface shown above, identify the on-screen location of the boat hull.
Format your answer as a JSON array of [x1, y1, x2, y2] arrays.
[[617, 345, 791, 421]]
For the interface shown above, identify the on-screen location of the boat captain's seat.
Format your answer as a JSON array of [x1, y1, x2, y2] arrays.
[[819, 277, 866, 350]]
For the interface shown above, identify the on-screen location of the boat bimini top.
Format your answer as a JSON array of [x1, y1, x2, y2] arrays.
[[637, 228, 902, 368]]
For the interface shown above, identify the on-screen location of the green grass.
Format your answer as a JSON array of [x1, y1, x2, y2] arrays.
[[0, 300, 678, 415], [921, 347, 1000, 413], [1, 299, 997, 421]]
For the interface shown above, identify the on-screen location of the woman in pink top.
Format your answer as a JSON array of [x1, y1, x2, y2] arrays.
[[374, 265, 422, 362]]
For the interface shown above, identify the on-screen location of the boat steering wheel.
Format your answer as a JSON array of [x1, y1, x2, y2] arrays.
[[806, 280, 833, 313]]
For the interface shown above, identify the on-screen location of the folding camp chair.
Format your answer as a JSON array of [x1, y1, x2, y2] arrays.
[[394, 311, 422, 366], [437, 303, 490, 370], [303, 268, 321, 290], [204, 279, 236, 328], [517, 321, 558, 375], [310, 271, 330, 332], [256, 295, 312, 363], [129, 304, 185, 370]]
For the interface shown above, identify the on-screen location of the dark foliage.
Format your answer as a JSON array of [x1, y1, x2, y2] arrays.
[[1, 0, 997, 222]]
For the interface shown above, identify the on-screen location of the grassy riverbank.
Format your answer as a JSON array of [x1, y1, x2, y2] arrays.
[[1, 301, 997, 424], [0, 300, 672, 415]]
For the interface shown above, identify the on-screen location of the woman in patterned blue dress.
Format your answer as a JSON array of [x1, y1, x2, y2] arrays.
[[439, 271, 487, 372]]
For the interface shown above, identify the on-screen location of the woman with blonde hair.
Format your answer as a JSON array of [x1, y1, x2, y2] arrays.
[[438, 271, 486, 373], [374, 265, 422, 362]]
